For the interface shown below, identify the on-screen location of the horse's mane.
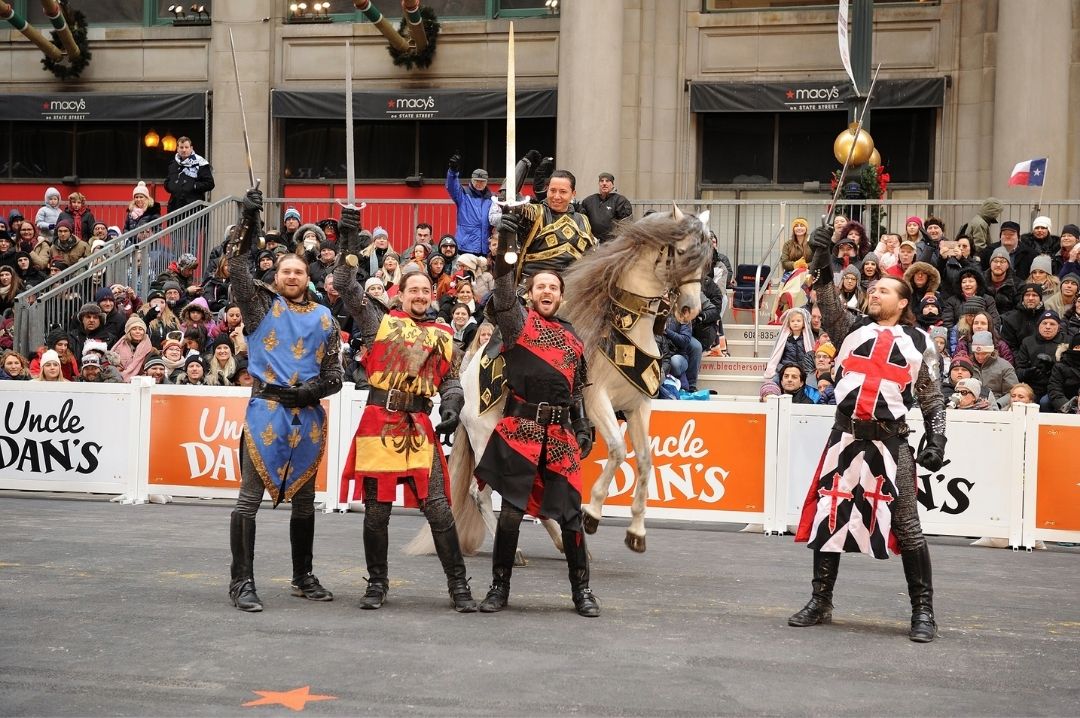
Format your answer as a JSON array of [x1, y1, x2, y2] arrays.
[[563, 212, 711, 352]]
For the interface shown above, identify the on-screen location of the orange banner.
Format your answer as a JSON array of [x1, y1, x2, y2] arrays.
[[148, 394, 327, 491], [1035, 424, 1080, 531], [581, 410, 767, 512]]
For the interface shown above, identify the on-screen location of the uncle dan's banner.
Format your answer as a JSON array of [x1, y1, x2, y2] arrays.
[[147, 393, 327, 495], [581, 406, 769, 521]]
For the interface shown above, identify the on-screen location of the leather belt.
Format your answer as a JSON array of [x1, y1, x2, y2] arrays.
[[506, 397, 572, 428], [368, 388, 433, 414], [833, 411, 909, 441]]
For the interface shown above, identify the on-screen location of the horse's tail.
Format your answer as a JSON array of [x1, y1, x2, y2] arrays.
[[448, 423, 488, 556]]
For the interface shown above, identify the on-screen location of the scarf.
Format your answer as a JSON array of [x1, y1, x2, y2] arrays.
[[177, 152, 210, 179]]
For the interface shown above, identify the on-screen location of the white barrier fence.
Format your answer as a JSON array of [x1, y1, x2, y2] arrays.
[[1, 383, 1076, 550]]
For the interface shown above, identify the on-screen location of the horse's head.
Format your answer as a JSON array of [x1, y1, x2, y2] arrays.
[[666, 204, 713, 322]]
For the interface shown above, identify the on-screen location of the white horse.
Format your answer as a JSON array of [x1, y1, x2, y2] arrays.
[[404, 207, 712, 558]]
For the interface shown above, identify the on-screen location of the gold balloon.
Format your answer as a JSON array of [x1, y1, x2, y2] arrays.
[[833, 122, 875, 166], [868, 149, 881, 166]]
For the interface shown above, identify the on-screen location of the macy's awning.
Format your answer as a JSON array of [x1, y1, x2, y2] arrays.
[[271, 87, 557, 121], [690, 78, 946, 113], [0, 91, 208, 122]]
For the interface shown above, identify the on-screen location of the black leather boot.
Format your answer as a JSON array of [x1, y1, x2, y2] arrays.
[[289, 515, 332, 601], [359, 523, 390, 610], [564, 529, 600, 617], [229, 511, 263, 612], [902, 544, 937, 643], [788, 550, 840, 627], [432, 525, 477, 612], [479, 522, 520, 613]]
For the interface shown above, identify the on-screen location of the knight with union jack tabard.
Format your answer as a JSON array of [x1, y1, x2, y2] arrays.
[[790, 223, 948, 643]]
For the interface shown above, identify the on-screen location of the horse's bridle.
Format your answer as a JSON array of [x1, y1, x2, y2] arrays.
[[609, 232, 709, 326]]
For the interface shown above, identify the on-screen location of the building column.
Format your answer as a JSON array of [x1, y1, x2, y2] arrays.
[[991, 0, 1071, 202], [556, 0, 624, 199]]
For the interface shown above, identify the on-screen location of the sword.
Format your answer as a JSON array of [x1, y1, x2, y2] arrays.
[[228, 28, 259, 192], [824, 61, 881, 226], [499, 22, 523, 265], [341, 40, 363, 268]]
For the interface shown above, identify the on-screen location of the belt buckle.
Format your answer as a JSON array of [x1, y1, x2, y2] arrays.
[[385, 389, 405, 412], [535, 401, 552, 426], [852, 420, 877, 441]]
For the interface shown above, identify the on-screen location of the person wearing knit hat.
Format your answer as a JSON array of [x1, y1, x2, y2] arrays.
[[990, 246, 1012, 267], [124, 180, 161, 233], [1022, 215, 1060, 258], [953, 377, 984, 409], [812, 340, 836, 379], [205, 333, 237, 386], [174, 353, 206, 385], [111, 314, 153, 381], [78, 353, 104, 382], [999, 282, 1046, 351], [106, 225, 122, 239], [293, 223, 326, 255], [1060, 223, 1079, 241], [282, 207, 302, 233], [33, 349, 67, 382], [141, 354, 168, 383], [1047, 333, 1080, 412], [970, 329, 1018, 397], [781, 218, 811, 272], [759, 380, 782, 402], [364, 276, 387, 302], [1032, 216, 1051, 231], [35, 187, 63, 236]]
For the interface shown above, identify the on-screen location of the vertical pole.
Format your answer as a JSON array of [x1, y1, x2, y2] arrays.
[[345, 41, 355, 207], [849, 0, 874, 128]]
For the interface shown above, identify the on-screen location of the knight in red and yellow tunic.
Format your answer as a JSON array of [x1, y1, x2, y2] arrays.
[[332, 205, 475, 612]]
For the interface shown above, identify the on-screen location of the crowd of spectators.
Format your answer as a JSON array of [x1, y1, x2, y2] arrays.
[[763, 205, 1080, 413]]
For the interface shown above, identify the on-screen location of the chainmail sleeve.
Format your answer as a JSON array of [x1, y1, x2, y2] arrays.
[[332, 263, 385, 349], [914, 361, 947, 436], [492, 269, 526, 346], [814, 278, 855, 349], [229, 255, 272, 331]]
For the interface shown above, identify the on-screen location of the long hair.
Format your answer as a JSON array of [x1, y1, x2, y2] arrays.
[[563, 211, 712, 352], [884, 275, 917, 327]]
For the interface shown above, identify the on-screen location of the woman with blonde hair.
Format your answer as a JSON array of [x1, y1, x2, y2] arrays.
[[33, 349, 68, 382], [0, 349, 31, 380], [111, 315, 155, 381], [780, 217, 811, 273]]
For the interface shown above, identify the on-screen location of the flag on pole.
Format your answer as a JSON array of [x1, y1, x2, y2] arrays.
[[838, 0, 858, 95], [1008, 158, 1047, 187]]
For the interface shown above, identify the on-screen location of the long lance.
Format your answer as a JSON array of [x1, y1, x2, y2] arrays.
[[228, 28, 258, 191], [824, 61, 881, 225], [40, 0, 80, 60], [343, 40, 363, 269]]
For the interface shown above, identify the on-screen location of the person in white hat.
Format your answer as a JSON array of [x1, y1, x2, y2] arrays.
[[124, 181, 161, 233], [1021, 215, 1060, 257]]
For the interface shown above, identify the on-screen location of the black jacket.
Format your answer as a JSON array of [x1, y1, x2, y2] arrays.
[[1001, 304, 1043, 352], [1048, 350, 1080, 411], [579, 191, 632, 243], [983, 268, 1018, 315], [164, 155, 216, 213], [1015, 331, 1064, 396]]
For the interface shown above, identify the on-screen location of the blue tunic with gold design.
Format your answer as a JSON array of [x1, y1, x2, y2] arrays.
[[243, 295, 336, 503]]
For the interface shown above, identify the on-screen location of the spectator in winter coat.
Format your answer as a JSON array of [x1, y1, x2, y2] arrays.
[[968, 331, 1018, 398], [35, 187, 63, 236], [952, 377, 993, 410], [69, 301, 118, 360], [580, 172, 633, 244], [942, 267, 1001, 330], [111, 315, 154, 381], [445, 153, 493, 256], [1050, 223, 1078, 275], [201, 256, 232, 314], [30, 219, 91, 271], [203, 335, 237, 387], [142, 290, 181, 349], [763, 307, 815, 382], [964, 197, 1003, 253], [918, 216, 946, 263], [1045, 272, 1079, 316], [943, 356, 977, 399], [980, 220, 1036, 278], [953, 311, 1014, 365], [164, 137, 215, 213], [1048, 334, 1080, 412], [1001, 283, 1045, 352], [695, 275, 726, 353], [983, 246, 1018, 315], [780, 218, 812, 272], [1020, 216, 1060, 258], [838, 220, 871, 258], [33, 349, 68, 382], [178, 297, 218, 344], [1015, 310, 1066, 408], [56, 192, 97, 242], [174, 354, 207, 386], [0, 349, 30, 380], [778, 363, 820, 404], [858, 251, 883, 292], [141, 354, 170, 384], [1062, 296, 1080, 342], [124, 182, 162, 233], [665, 313, 703, 392]]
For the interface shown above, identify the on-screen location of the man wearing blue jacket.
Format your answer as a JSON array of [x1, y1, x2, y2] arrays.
[[445, 152, 493, 256]]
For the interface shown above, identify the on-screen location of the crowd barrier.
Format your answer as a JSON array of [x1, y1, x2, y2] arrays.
[[0, 382, 1074, 550]]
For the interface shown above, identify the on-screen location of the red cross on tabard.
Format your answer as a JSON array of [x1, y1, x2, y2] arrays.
[[862, 475, 894, 533], [819, 472, 854, 533], [842, 330, 912, 420]]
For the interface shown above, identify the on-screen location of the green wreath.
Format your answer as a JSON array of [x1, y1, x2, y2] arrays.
[[389, 6, 440, 70], [41, 5, 92, 81]]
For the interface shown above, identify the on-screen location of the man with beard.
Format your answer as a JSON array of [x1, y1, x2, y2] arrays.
[[333, 205, 474, 613], [791, 224, 948, 643], [225, 189, 343, 612], [30, 219, 90, 271], [472, 212, 598, 618]]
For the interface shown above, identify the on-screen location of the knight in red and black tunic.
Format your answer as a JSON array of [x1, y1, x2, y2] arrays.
[[788, 223, 948, 643], [473, 214, 600, 618]]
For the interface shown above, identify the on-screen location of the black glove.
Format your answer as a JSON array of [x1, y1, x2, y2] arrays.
[[276, 383, 319, 409], [143, 306, 159, 322], [916, 433, 947, 472], [435, 407, 459, 438], [808, 225, 835, 284], [809, 224, 834, 255], [498, 213, 520, 236], [242, 188, 263, 221], [576, 428, 594, 459], [448, 151, 461, 172], [533, 156, 555, 199], [523, 149, 541, 167], [1036, 353, 1055, 375], [338, 206, 361, 260]]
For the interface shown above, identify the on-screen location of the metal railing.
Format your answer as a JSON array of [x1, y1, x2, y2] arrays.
[[1, 199, 156, 232], [264, 198, 458, 253], [12, 198, 236, 355]]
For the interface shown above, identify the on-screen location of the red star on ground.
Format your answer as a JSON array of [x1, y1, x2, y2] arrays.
[[242, 686, 336, 711]]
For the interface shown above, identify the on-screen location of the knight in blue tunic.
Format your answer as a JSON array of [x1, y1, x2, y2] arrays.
[[225, 189, 343, 613]]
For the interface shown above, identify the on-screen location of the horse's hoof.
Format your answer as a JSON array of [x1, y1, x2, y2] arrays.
[[582, 513, 600, 535], [625, 532, 646, 553], [514, 549, 528, 567]]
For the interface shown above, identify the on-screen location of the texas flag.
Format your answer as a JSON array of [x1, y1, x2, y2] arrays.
[[1008, 157, 1047, 187]]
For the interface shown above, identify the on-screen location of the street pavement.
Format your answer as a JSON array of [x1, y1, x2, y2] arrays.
[[1, 493, 1078, 717]]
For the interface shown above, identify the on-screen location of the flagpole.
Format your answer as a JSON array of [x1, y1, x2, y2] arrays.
[[1036, 156, 1047, 214]]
